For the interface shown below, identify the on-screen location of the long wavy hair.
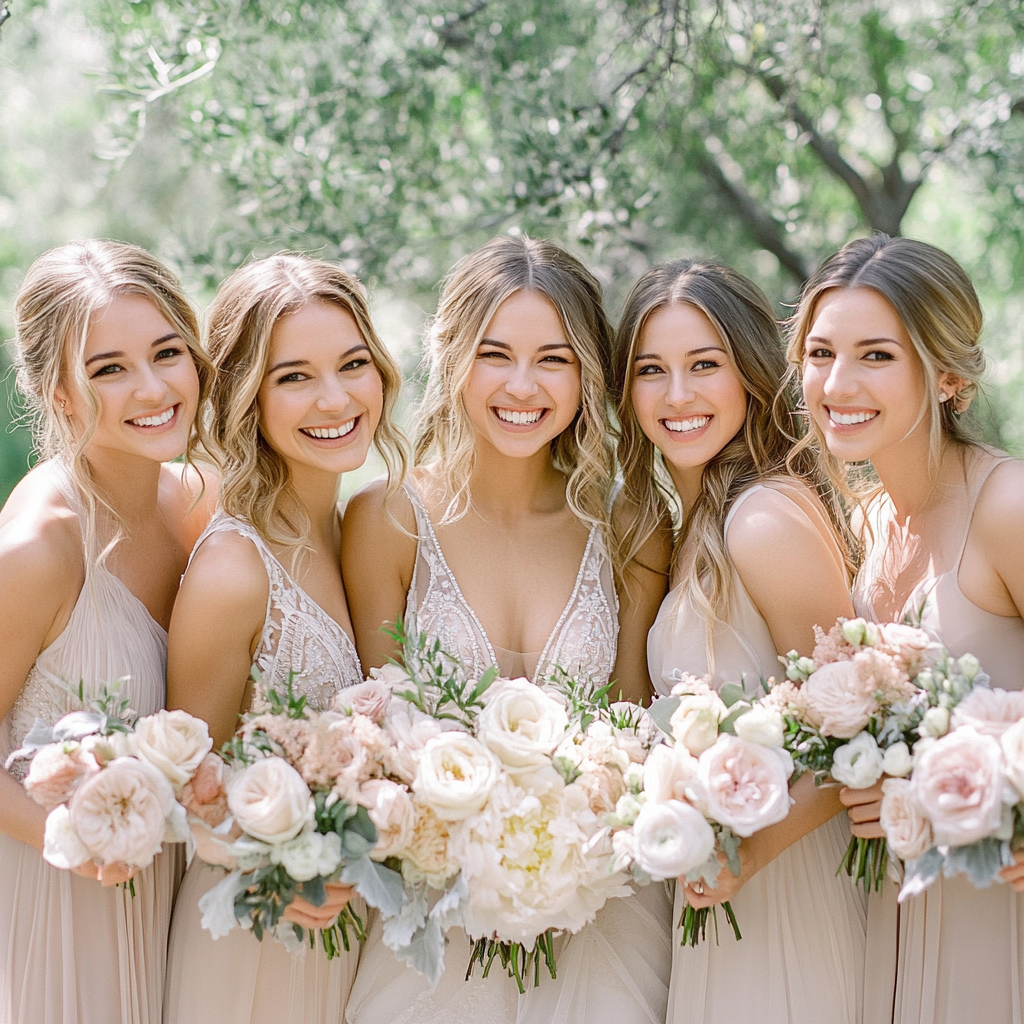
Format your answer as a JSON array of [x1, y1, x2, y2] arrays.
[[414, 235, 615, 531], [13, 239, 213, 561], [785, 234, 988, 511], [205, 253, 408, 557], [613, 258, 853, 622]]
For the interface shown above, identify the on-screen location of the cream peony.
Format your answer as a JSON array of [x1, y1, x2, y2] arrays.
[[332, 679, 392, 724], [132, 709, 213, 794], [733, 705, 785, 748], [1000, 719, 1024, 800], [413, 733, 500, 821], [643, 742, 700, 804], [691, 735, 793, 838], [477, 677, 568, 772], [400, 801, 455, 885], [911, 728, 1006, 847], [880, 778, 933, 860], [670, 693, 727, 756], [631, 799, 716, 880], [831, 732, 885, 789], [24, 742, 99, 809], [799, 660, 878, 738], [950, 687, 1024, 740], [69, 756, 176, 867], [360, 778, 416, 859], [227, 756, 313, 844]]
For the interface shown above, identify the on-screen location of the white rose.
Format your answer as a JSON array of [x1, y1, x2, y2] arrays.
[[631, 799, 716, 880], [1001, 719, 1024, 800], [413, 733, 500, 821], [132, 709, 213, 794], [359, 778, 416, 859], [880, 778, 933, 861], [477, 677, 568, 772], [227, 756, 313, 844], [274, 829, 343, 882], [831, 732, 885, 789], [800, 661, 877, 738], [733, 705, 785, 748], [670, 693, 726, 756], [918, 706, 951, 739], [42, 803, 92, 869], [382, 702, 459, 784], [881, 741, 914, 778], [643, 742, 699, 804]]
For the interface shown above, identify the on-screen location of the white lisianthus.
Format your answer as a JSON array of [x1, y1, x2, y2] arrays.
[[842, 618, 880, 647], [733, 705, 785, 748], [413, 733, 500, 821], [670, 693, 727, 756], [477, 677, 568, 772], [958, 653, 981, 682], [227, 757, 313, 844], [1000, 719, 1024, 800], [917, 706, 950, 739], [881, 741, 914, 778], [631, 799, 716, 880], [132, 709, 214, 794], [831, 732, 885, 789], [273, 829, 343, 882], [880, 778, 933, 861], [642, 742, 699, 804]]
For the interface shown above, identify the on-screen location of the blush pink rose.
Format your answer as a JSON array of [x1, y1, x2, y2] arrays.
[[332, 680, 392, 724], [880, 778, 933, 861], [950, 687, 1024, 740], [180, 753, 231, 827], [24, 743, 99, 809], [800, 661, 878, 738]]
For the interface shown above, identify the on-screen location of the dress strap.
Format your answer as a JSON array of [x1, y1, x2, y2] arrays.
[[723, 483, 766, 532], [953, 453, 1016, 564]]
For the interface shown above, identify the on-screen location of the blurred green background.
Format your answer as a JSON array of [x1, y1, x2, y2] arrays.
[[2, 0, 1024, 502]]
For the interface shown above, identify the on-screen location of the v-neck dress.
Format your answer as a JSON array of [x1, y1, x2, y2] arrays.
[[346, 480, 673, 1024], [163, 513, 364, 1024]]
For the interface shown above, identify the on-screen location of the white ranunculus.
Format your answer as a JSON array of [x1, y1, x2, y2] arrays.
[[643, 742, 699, 804], [477, 677, 568, 772], [831, 732, 885, 790], [227, 757, 313, 844], [132, 709, 213, 794], [1001, 719, 1024, 800], [880, 778, 933, 861], [918, 706, 951, 739], [274, 829, 343, 882], [360, 778, 416, 859], [670, 693, 727, 756], [733, 705, 785, 748], [42, 803, 92, 869], [413, 733, 500, 821], [631, 799, 716, 880], [881, 741, 914, 778], [691, 735, 793, 837], [800, 661, 877, 738]]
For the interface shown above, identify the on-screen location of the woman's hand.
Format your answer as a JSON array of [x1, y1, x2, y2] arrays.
[[999, 851, 1024, 893], [680, 843, 759, 909], [283, 882, 355, 930], [840, 780, 885, 839], [71, 860, 135, 886]]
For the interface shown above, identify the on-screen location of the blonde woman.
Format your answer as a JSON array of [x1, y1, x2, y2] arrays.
[[613, 259, 867, 1024], [0, 240, 213, 1024], [341, 235, 672, 1024], [162, 254, 406, 1024], [791, 234, 1024, 1024]]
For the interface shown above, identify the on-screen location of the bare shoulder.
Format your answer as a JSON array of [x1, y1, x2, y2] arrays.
[[974, 457, 1024, 542], [160, 461, 220, 549], [726, 482, 826, 561], [179, 527, 268, 618], [341, 475, 417, 551]]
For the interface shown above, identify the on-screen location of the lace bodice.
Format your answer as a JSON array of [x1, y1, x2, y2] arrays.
[[403, 482, 618, 683], [191, 513, 362, 710]]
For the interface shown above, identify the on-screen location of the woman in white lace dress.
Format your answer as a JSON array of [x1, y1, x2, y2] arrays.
[[0, 240, 214, 1024], [612, 259, 867, 1024], [162, 255, 407, 1024], [341, 235, 672, 1024]]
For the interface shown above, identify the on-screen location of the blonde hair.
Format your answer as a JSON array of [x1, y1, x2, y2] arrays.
[[205, 253, 408, 555], [415, 235, 615, 530], [13, 239, 213, 560], [786, 234, 988, 507], [613, 258, 852, 621]]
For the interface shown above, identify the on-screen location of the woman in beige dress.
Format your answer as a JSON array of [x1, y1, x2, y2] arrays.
[[0, 240, 214, 1024], [162, 254, 407, 1024], [791, 234, 1024, 1024], [613, 258, 868, 1024]]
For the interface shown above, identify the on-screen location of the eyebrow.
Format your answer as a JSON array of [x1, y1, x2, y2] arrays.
[[85, 332, 182, 367], [267, 342, 370, 375], [805, 335, 904, 348], [634, 345, 724, 361], [478, 338, 573, 353]]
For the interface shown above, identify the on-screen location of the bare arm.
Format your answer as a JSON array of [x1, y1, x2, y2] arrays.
[[339, 479, 417, 671], [610, 494, 671, 705], [166, 531, 267, 748]]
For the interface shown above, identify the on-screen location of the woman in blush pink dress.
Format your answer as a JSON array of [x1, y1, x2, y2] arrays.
[[790, 234, 1024, 1024]]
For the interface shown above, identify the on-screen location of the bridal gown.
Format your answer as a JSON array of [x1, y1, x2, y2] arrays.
[[854, 452, 1024, 1024], [0, 465, 182, 1024], [163, 512, 365, 1024], [345, 481, 673, 1024], [647, 483, 867, 1024]]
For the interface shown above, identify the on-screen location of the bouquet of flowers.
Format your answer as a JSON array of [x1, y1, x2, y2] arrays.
[[372, 622, 652, 991], [611, 674, 794, 946], [769, 616, 982, 892], [8, 681, 210, 884], [187, 676, 406, 958], [879, 684, 1024, 900]]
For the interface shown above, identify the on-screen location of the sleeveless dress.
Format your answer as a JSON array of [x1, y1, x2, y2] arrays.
[[647, 483, 868, 1024], [346, 482, 673, 1024], [853, 453, 1024, 1024], [163, 512, 365, 1024], [0, 465, 182, 1024]]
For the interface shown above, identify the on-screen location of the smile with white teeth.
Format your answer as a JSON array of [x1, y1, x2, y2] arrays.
[[663, 415, 710, 433], [128, 407, 176, 427], [496, 408, 544, 425], [301, 419, 357, 440], [828, 409, 878, 426]]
